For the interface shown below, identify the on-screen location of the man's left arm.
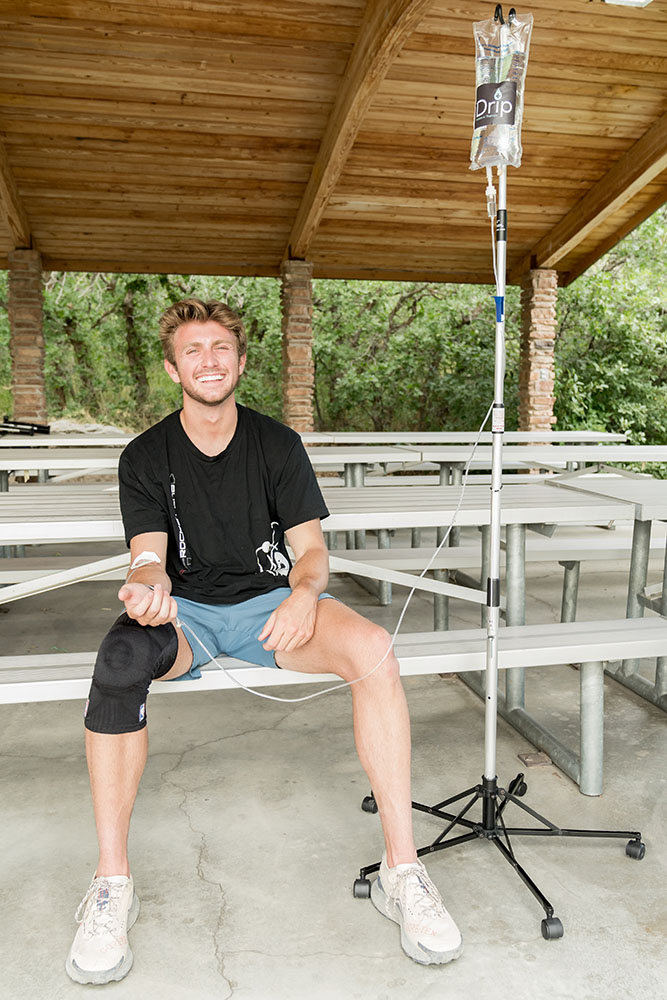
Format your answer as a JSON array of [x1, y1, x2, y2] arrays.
[[257, 519, 329, 654]]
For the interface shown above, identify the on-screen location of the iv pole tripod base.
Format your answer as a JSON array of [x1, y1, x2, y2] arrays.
[[353, 776, 645, 939]]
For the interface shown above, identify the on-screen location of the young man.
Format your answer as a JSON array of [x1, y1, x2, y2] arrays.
[[66, 298, 463, 984]]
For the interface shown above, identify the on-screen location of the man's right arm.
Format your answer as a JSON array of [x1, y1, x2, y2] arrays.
[[118, 531, 178, 627]]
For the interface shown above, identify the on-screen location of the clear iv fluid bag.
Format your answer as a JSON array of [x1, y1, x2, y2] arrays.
[[470, 12, 533, 171]]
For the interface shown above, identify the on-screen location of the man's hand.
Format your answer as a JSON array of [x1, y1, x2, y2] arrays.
[[257, 587, 318, 653], [118, 582, 178, 627]]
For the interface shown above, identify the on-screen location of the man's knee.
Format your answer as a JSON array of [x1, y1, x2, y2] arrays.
[[355, 623, 399, 683], [84, 613, 179, 734]]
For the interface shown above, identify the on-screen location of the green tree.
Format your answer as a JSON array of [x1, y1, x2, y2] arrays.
[[555, 207, 667, 443], [312, 279, 520, 432]]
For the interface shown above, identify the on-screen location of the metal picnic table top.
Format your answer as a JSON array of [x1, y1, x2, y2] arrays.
[[0, 435, 132, 447], [303, 445, 420, 466], [0, 448, 124, 471], [303, 431, 628, 445], [319, 483, 633, 532], [0, 482, 634, 546], [0, 430, 629, 451], [417, 444, 667, 469], [547, 476, 667, 522]]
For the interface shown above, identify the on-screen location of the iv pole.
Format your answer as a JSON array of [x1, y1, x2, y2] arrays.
[[353, 6, 646, 941]]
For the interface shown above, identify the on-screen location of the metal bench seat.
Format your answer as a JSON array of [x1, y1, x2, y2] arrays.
[[3, 616, 667, 796]]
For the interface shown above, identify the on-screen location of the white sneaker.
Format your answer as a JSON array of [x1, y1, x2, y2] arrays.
[[371, 854, 463, 965], [65, 874, 140, 984]]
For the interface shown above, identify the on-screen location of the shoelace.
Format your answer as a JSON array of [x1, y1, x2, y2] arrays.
[[392, 865, 446, 921], [75, 877, 128, 939]]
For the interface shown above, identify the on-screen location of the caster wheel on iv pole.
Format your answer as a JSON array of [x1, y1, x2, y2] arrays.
[[625, 840, 646, 860], [541, 917, 564, 940], [353, 878, 371, 899], [361, 794, 378, 814]]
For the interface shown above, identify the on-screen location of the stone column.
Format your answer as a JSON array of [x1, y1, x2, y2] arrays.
[[8, 249, 47, 424], [280, 258, 314, 432], [518, 268, 558, 432]]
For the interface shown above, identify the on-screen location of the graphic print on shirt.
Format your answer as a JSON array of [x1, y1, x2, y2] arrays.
[[256, 521, 290, 576], [169, 473, 192, 570]]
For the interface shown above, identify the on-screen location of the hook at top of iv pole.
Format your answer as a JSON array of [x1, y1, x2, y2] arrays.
[[494, 4, 505, 23]]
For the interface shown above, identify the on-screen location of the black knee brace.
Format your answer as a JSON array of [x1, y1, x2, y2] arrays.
[[84, 613, 179, 734]]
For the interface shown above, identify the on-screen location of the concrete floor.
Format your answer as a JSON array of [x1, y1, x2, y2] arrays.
[[1, 527, 666, 1000]]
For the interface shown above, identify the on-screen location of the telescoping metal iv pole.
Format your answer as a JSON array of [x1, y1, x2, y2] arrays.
[[353, 7, 646, 942], [483, 162, 507, 824]]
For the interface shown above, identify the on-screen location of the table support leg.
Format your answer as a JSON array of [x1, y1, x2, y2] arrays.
[[654, 539, 667, 698], [344, 463, 366, 549], [0, 470, 8, 556], [377, 529, 392, 606], [622, 518, 651, 676], [505, 523, 526, 711], [559, 560, 580, 623], [449, 466, 462, 548], [579, 661, 604, 797], [433, 570, 449, 630], [438, 463, 451, 486]]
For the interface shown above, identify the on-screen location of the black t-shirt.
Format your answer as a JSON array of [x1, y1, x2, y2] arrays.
[[118, 406, 329, 605]]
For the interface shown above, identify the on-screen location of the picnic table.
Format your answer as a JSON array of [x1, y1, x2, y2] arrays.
[[0, 480, 631, 604], [0, 434, 132, 447], [303, 431, 628, 445], [418, 444, 667, 483], [0, 444, 421, 491], [0, 480, 651, 789], [0, 447, 124, 489], [548, 475, 667, 712], [303, 445, 420, 485]]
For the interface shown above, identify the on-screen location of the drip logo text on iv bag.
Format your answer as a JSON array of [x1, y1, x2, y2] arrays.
[[475, 81, 517, 128]]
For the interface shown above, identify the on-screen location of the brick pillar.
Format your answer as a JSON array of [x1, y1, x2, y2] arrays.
[[281, 258, 314, 432], [518, 269, 558, 432], [8, 249, 47, 423]]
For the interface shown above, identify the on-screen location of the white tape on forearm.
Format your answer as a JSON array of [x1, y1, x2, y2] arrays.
[[127, 550, 163, 584], [130, 551, 162, 570]]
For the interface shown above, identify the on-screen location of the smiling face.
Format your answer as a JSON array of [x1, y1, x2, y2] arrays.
[[164, 320, 246, 408]]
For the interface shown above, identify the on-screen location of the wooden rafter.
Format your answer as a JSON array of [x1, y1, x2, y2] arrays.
[[285, 0, 434, 261], [0, 138, 32, 249], [510, 111, 667, 283]]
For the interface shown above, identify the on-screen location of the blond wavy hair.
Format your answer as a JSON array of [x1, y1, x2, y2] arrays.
[[158, 298, 247, 364]]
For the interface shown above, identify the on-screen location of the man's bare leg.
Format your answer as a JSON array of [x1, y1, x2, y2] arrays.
[[67, 630, 195, 985], [278, 598, 463, 965], [86, 628, 193, 876], [86, 729, 147, 877], [277, 599, 417, 866]]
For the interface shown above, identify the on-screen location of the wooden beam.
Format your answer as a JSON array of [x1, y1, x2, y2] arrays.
[[0, 138, 32, 248], [285, 0, 434, 261], [510, 111, 667, 282]]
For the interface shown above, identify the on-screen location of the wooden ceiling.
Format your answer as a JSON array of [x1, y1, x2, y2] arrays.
[[0, 0, 665, 286]]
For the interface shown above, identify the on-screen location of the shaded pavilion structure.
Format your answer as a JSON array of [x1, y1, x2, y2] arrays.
[[1, 0, 666, 430]]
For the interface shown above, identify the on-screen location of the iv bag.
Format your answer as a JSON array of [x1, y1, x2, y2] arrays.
[[470, 11, 533, 171]]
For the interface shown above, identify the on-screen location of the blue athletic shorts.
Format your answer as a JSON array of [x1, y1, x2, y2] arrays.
[[171, 587, 335, 679]]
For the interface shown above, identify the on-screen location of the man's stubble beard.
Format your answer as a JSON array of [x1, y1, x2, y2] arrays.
[[179, 370, 241, 408]]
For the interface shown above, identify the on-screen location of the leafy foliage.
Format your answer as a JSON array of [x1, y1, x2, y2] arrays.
[[555, 206, 667, 444], [312, 280, 520, 431]]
